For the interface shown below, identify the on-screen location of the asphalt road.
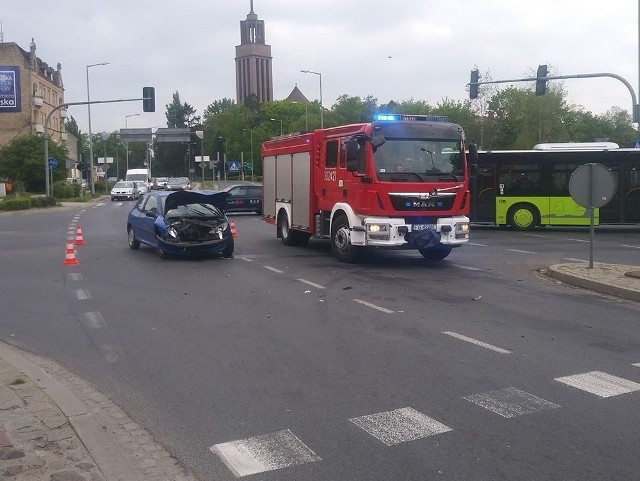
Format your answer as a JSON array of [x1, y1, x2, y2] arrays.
[[1, 202, 640, 480]]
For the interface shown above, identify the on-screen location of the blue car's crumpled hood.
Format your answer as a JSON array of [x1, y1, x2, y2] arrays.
[[163, 190, 229, 214]]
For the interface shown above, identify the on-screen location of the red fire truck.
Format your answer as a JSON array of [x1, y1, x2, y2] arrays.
[[260, 114, 478, 262]]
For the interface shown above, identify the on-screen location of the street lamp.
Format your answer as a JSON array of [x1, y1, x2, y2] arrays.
[[216, 136, 227, 181], [195, 130, 205, 184], [125, 113, 140, 171], [101, 132, 110, 193], [243, 128, 254, 180], [270, 118, 283, 135], [86, 61, 110, 195], [301, 69, 323, 128]]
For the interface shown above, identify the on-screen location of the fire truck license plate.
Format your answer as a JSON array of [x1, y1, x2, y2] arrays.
[[412, 224, 437, 231]]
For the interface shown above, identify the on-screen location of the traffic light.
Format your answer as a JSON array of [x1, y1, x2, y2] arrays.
[[143, 87, 155, 112], [469, 69, 480, 99], [535, 64, 548, 96]]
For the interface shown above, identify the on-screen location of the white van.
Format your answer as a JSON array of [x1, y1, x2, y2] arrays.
[[125, 169, 151, 190]]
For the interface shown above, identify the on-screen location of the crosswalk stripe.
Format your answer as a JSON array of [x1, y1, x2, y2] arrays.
[[211, 429, 321, 477], [464, 387, 560, 418], [349, 407, 452, 446], [555, 371, 640, 398]]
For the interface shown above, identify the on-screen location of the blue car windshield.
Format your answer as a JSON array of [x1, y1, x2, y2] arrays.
[[163, 202, 222, 217]]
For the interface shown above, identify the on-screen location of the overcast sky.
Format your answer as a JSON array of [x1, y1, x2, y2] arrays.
[[2, 0, 638, 134]]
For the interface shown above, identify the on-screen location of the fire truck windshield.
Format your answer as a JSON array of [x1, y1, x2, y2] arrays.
[[373, 139, 463, 181]]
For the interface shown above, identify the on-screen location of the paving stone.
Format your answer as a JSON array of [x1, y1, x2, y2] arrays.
[[50, 471, 87, 481], [0, 386, 22, 410], [2, 464, 23, 476], [0, 447, 25, 460]]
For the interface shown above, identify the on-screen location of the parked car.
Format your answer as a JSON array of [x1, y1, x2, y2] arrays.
[[165, 177, 192, 191], [151, 177, 169, 190], [107, 177, 119, 183], [126, 190, 234, 258], [221, 184, 263, 214], [110, 181, 140, 201]]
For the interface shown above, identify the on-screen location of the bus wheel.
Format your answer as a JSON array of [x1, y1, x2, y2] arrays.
[[419, 245, 453, 260], [508, 203, 539, 229], [331, 215, 360, 263]]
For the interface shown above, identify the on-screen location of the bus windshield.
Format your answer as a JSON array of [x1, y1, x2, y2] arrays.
[[374, 139, 463, 181]]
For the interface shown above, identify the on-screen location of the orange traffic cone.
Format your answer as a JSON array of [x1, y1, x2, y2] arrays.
[[230, 220, 237, 238], [75, 225, 86, 246], [63, 243, 79, 266]]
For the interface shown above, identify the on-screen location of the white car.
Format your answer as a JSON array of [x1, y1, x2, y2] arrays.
[[110, 181, 140, 201]]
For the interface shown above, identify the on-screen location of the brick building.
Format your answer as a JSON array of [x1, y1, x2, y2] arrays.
[[0, 38, 68, 148]]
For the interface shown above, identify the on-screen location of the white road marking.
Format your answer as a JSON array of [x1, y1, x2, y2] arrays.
[[75, 289, 92, 300], [621, 244, 640, 249], [352, 299, 394, 313], [453, 264, 481, 271], [443, 331, 512, 354], [522, 233, 547, 238], [99, 344, 122, 363], [83, 312, 106, 329], [464, 387, 560, 418], [263, 265, 284, 274], [563, 257, 588, 263], [555, 371, 640, 398], [567, 238, 589, 243], [211, 429, 321, 477], [349, 407, 452, 446], [467, 242, 489, 247], [67, 273, 83, 282], [632, 362, 640, 368], [507, 248, 536, 254], [298, 279, 326, 289], [238, 256, 254, 262]]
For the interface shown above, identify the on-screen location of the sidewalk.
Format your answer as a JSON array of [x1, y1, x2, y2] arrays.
[[0, 342, 198, 481]]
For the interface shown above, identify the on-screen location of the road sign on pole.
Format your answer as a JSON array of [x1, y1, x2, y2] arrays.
[[569, 163, 616, 268]]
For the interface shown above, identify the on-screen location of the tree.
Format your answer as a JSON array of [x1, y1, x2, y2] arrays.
[[165, 91, 200, 128], [204, 98, 236, 119], [0, 135, 68, 192]]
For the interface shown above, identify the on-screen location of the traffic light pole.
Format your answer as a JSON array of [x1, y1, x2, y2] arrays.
[[469, 70, 639, 123], [43, 93, 153, 197]]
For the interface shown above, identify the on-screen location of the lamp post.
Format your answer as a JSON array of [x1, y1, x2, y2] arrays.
[[125, 113, 140, 172], [217, 137, 227, 181], [243, 128, 254, 180], [301, 69, 323, 128], [101, 132, 110, 193], [195, 130, 205, 185], [86, 61, 110, 195], [270, 118, 283, 135]]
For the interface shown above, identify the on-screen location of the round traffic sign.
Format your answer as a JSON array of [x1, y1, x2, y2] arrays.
[[569, 163, 616, 209]]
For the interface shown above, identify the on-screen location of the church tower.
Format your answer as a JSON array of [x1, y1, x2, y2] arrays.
[[235, 1, 273, 104]]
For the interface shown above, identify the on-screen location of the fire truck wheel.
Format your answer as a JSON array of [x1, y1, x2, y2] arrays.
[[419, 245, 452, 260], [331, 215, 360, 263], [278, 211, 297, 246]]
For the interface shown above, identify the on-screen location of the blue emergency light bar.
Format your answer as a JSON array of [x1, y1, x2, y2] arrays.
[[374, 114, 449, 122]]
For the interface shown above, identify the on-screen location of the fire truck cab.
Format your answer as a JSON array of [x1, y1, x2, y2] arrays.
[[261, 114, 477, 262]]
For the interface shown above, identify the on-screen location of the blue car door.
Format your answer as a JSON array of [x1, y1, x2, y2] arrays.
[[133, 194, 160, 245]]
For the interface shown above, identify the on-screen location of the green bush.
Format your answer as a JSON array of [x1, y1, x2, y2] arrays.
[[30, 196, 57, 208], [0, 197, 31, 211], [53, 181, 77, 199]]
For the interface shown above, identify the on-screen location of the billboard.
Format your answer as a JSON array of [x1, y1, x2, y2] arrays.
[[0, 67, 21, 113]]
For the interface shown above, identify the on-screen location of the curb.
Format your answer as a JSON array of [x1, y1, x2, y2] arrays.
[[546, 264, 640, 303], [0, 342, 143, 480]]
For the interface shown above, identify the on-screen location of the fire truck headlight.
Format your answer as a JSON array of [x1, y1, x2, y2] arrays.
[[367, 224, 388, 233], [455, 222, 470, 239], [367, 223, 390, 240]]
